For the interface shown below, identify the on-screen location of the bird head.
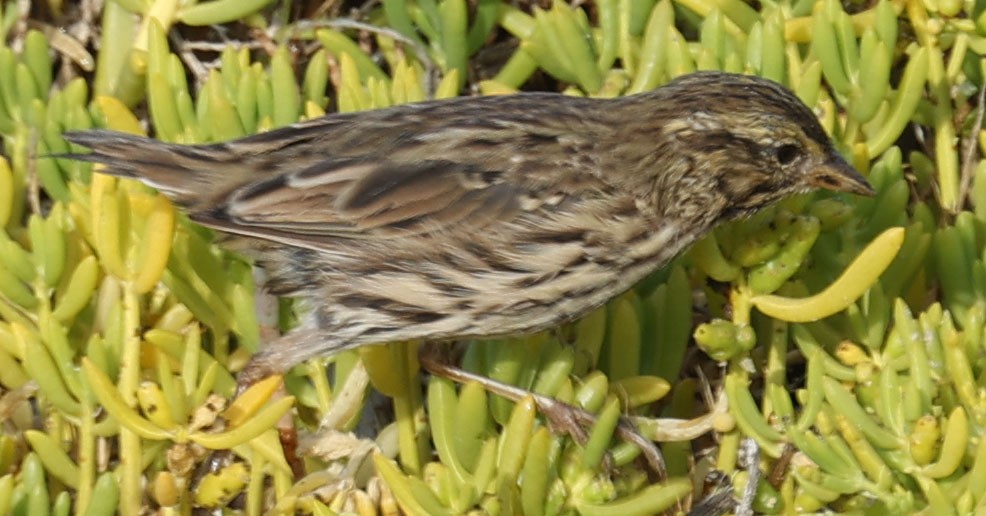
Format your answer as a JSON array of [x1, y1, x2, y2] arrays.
[[647, 72, 874, 221]]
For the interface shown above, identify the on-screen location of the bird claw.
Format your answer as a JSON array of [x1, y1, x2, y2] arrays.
[[418, 343, 666, 478]]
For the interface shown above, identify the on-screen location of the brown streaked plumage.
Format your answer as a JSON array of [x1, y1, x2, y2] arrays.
[[64, 72, 874, 382]]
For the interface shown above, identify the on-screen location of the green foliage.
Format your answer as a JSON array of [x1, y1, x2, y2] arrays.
[[2, 0, 986, 513]]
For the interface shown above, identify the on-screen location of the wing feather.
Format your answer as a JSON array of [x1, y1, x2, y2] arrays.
[[201, 158, 522, 247], [65, 94, 616, 253]]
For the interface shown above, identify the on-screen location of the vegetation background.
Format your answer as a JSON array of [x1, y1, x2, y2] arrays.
[[0, 0, 984, 514]]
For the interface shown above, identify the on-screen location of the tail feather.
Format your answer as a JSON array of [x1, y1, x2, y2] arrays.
[[62, 130, 234, 209]]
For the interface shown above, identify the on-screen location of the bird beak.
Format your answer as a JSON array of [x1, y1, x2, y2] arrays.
[[808, 154, 875, 196]]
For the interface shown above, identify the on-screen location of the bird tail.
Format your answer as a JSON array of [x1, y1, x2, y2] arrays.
[[61, 130, 232, 209]]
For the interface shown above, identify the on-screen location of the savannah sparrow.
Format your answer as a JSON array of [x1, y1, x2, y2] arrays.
[[65, 71, 873, 385]]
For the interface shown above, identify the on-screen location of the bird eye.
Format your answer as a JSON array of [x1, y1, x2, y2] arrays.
[[773, 143, 801, 165]]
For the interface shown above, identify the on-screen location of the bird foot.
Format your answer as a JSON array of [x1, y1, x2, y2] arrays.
[[417, 343, 666, 477]]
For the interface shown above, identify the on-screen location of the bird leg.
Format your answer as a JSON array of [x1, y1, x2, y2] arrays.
[[236, 327, 337, 392], [417, 343, 667, 477], [234, 328, 327, 478]]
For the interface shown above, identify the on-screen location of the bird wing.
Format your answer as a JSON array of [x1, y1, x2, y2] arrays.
[[193, 156, 523, 250], [65, 95, 613, 253]]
